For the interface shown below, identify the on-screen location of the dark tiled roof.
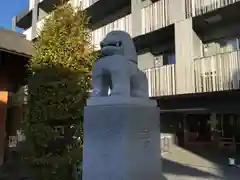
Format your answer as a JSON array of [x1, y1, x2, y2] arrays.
[[0, 28, 34, 57]]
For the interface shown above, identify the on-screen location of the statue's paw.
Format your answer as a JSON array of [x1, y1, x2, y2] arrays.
[[131, 91, 148, 98], [91, 89, 101, 97], [111, 91, 130, 97], [110, 92, 122, 96]]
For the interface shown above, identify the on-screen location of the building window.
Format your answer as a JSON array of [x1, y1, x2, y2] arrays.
[[203, 37, 240, 57], [154, 52, 176, 67], [165, 53, 176, 65]]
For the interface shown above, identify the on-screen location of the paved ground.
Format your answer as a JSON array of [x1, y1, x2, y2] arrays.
[[162, 146, 240, 180]]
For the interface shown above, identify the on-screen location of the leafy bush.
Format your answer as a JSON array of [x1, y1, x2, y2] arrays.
[[22, 2, 97, 180]]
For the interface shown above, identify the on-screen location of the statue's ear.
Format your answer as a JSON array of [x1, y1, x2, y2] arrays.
[[100, 41, 104, 48]]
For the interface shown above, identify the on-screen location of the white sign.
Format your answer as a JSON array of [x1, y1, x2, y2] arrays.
[[17, 130, 26, 142], [9, 136, 17, 148]]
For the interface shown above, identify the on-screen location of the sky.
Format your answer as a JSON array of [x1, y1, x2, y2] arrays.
[[0, 0, 29, 30]]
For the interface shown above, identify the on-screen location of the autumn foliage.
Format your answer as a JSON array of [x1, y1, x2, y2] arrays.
[[23, 2, 97, 180]]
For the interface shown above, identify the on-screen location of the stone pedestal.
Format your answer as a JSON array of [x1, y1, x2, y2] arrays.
[[82, 97, 162, 180]]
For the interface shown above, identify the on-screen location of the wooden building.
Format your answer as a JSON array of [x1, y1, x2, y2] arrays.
[[0, 28, 33, 165]]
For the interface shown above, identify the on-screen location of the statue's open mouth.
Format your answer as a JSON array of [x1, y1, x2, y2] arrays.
[[100, 41, 122, 48], [101, 43, 117, 48]]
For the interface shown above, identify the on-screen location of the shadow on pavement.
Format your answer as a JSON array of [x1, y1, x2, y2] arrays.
[[162, 158, 222, 179]]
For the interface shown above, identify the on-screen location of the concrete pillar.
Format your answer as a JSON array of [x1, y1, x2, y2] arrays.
[[131, 0, 152, 37], [175, 18, 203, 94], [83, 97, 162, 180], [29, 0, 35, 10], [169, 0, 186, 23], [138, 52, 155, 70], [131, 0, 142, 37], [209, 112, 218, 147], [183, 114, 188, 146], [210, 112, 217, 130], [12, 16, 17, 31], [31, 0, 39, 40]]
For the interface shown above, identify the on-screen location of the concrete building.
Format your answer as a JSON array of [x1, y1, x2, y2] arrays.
[[13, 0, 240, 176]]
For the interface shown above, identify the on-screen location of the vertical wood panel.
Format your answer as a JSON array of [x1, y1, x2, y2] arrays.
[[185, 0, 240, 18], [143, 65, 176, 97], [194, 51, 240, 93], [92, 14, 132, 49], [141, 0, 173, 34]]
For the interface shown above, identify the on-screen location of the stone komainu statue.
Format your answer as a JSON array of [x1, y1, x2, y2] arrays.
[[91, 30, 148, 97]]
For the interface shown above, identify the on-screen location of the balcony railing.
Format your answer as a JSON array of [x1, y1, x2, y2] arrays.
[[91, 14, 132, 49], [194, 51, 240, 93], [82, 0, 99, 9], [143, 64, 176, 97], [141, 0, 172, 34], [185, 0, 240, 18]]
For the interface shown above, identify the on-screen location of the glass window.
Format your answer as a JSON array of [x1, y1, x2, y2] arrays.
[[154, 53, 176, 67], [153, 49, 175, 67], [203, 37, 239, 57], [167, 53, 176, 65], [219, 38, 238, 53]]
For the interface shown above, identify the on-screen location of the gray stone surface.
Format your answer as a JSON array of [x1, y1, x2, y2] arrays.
[[87, 96, 157, 106], [82, 104, 162, 180], [91, 30, 148, 98]]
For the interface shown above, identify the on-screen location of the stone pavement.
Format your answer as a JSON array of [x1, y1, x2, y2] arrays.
[[162, 146, 240, 180]]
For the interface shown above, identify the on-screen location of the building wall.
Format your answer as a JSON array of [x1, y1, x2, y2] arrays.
[[19, 0, 240, 96], [21, 0, 240, 46], [168, 0, 185, 23], [32, 0, 39, 41], [131, 0, 151, 37], [29, 0, 36, 10], [138, 52, 155, 70], [90, 6, 130, 30], [0, 75, 9, 165], [175, 18, 202, 94]]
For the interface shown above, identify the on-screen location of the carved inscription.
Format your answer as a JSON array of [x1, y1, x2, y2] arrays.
[[103, 124, 121, 158], [139, 129, 151, 148]]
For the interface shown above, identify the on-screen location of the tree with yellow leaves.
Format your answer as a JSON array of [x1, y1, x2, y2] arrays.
[[23, 2, 97, 179]]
